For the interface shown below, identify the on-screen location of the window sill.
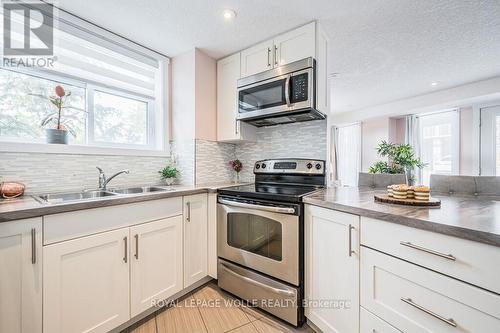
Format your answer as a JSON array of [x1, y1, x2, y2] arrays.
[[0, 141, 170, 157]]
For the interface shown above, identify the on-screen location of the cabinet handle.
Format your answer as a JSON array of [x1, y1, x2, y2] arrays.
[[31, 228, 36, 264], [399, 241, 456, 261], [348, 224, 355, 257], [274, 45, 278, 66], [134, 234, 139, 260], [123, 237, 128, 263], [267, 47, 271, 67], [186, 202, 191, 222], [235, 120, 239, 135], [401, 297, 457, 327]]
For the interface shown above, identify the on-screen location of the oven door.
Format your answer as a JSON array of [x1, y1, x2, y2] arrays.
[[217, 197, 299, 285], [237, 68, 313, 121]]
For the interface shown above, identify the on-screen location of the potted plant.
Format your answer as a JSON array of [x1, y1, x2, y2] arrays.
[[229, 159, 243, 183], [33, 85, 86, 144], [368, 141, 426, 185], [159, 165, 179, 186]]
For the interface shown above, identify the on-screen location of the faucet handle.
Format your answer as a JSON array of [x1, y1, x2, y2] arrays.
[[96, 166, 104, 174]]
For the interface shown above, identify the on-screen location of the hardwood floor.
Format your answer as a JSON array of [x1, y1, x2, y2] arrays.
[[122, 282, 315, 333]]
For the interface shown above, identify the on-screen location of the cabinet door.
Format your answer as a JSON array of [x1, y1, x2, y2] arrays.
[[183, 194, 208, 287], [360, 307, 402, 333], [130, 216, 183, 317], [274, 22, 315, 67], [44, 228, 130, 333], [240, 39, 273, 77], [0, 218, 42, 333], [305, 205, 360, 333], [217, 53, 240, 142]]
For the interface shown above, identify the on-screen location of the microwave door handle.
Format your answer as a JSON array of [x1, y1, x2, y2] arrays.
[[219, 198, 295, 214], [285, 75, 291, 107]]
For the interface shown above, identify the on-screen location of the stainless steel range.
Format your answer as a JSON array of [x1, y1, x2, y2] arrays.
[[217, 158, 326, 326]]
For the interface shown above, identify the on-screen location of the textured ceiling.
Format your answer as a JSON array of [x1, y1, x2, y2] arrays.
[[57, 0, 500, 113]]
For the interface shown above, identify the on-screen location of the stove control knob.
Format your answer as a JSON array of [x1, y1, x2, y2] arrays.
[[255, 164, 260, 169], [306, 163, 313, 169], [315, 163, 322, 170], [261, 163, 267, 169]]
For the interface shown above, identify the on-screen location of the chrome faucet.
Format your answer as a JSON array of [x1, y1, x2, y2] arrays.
[[96, 167, 130, 190]]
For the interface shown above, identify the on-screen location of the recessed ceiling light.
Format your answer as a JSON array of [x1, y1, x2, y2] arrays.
[[223, 9, 236, 21], [430, 81, 438, 86]]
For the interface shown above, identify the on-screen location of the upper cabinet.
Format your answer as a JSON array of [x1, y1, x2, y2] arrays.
[[217, 22, 329, 142], [240, 39, 274, 77]]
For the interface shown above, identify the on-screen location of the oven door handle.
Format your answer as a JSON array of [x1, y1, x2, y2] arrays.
[[219, 198, 295, 214], [220, 262, 295, 297]]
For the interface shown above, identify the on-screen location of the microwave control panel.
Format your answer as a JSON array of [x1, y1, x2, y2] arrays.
[[290, 73, 308, 103]]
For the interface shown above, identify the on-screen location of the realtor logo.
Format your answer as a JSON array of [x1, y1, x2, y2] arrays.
[[3, 2, 54, 56]]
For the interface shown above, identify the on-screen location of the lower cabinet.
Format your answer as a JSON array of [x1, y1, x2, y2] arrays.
[[0, 217, 42, 333], [44, 215, 184, 333], [305, 205, 360, 333], [43, 228, 130, 333], [130, 216, 183, 317], [183, 193, 208, 287], [360, 307, 401, 333]]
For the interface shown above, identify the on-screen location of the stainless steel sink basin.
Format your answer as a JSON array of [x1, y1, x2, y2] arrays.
[[111, 186, 173, 195], [36, 190, 117, 204]]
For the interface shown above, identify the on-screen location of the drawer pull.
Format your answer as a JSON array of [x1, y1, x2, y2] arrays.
[[401, 297, 457, 327], [400, 241, 456, 261]]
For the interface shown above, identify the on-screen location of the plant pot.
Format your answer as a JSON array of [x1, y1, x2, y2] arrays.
[[46, 128, 68, 144], [164, 177, 175, 186]]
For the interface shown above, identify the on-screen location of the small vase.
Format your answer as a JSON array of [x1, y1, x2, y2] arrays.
[[234, 172, 240, 184], [46, 128, 68, 144], [164, 178, 175, 186]]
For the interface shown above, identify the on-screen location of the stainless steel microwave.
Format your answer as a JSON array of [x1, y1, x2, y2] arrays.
[[237, 57, 325, 127]]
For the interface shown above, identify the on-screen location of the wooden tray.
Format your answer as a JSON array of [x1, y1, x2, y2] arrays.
[[374, 194, 441, 207]]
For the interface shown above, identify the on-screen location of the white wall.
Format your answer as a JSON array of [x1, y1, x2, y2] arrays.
[[361, 117, 389, 172]]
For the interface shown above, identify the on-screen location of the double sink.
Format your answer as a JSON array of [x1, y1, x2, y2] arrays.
[[36, 186, 175, 204]]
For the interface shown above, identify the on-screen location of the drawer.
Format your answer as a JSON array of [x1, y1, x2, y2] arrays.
[[361, 216, 500, 294], [360, 307, 401, 333], [44, 197, 183, 244], [361, 247, 500, 333]]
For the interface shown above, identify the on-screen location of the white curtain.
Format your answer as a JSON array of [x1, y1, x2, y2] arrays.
[[334, 123, 361, 187], [405, 115, 420, 184]]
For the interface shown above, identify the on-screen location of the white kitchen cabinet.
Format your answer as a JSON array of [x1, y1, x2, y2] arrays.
[[240, 39, 274, 77], [274, 22, 315, 67], [207, 192, 218, 278], [44, 228, 130, 333], [183, 193, 208, 287], [0, 218, 42, 333], [217, 52, 256, 142], [360, 307, 402, 333], [130, 216, 183, 317], [305, 205, 360, 333]]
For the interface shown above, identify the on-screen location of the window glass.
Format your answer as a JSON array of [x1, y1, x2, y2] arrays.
[[335, 123, 361, 186], [496, 116, 500, 175], [418, 110, 459, 185], [0, 69, 86, 144], [93, 90, 148, 145]]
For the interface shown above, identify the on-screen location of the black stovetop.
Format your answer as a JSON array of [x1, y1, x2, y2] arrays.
[[218, 183, 322, 203]]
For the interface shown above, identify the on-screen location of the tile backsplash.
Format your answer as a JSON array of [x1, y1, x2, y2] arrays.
[[0, 152, 170, 194], [235, 120, 327, 182], [195, 139, 236, 184]]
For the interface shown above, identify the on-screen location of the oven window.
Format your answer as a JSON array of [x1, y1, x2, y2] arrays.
[[239, 79, 286, 112], [227, 213, 282, 261]]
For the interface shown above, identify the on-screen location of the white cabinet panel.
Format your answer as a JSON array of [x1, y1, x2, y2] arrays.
[[305, 205, 360, 333], [44, 228, 130, 333], [360, 307, 401, 333], [274, 22, 315, 66], [183, 194, 208, 287], [240, 39, 273, 77], [130, 216, 183, 317], [0, 218, 42, 333], [361, 247, 500, 333], [217, 53, 240, 142], [207, 192, 218, 278]]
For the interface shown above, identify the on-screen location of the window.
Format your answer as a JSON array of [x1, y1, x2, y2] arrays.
[[334, 123, 361, 187], [417, 110, 459, 185], [0, 4, 168, 153], [479, 105, 500, 176]]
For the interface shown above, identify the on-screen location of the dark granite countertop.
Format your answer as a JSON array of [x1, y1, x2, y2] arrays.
[[0, 182, 244, 223], [303, 187, 500, 247]]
